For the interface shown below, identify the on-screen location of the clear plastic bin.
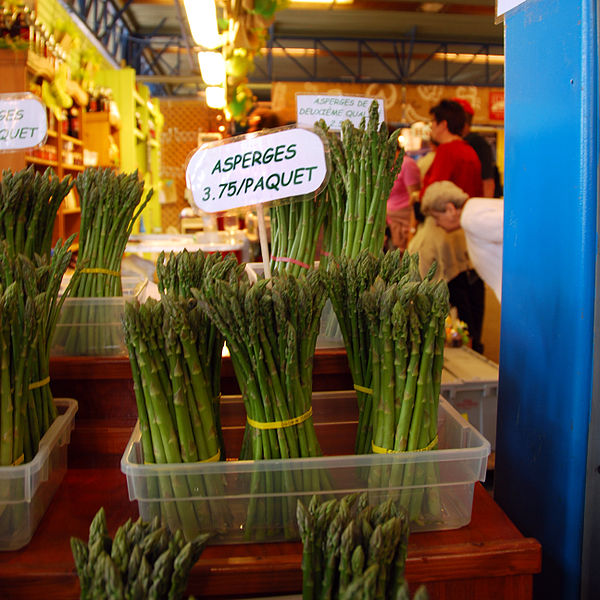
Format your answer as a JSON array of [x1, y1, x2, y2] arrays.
[[51, 296, 136, 356], [59, 274, 145, 297], [51, 279, 146, 357], [0, 398, 78, 551], [121, 394, 490, 544], [440, 347, 499, 450]]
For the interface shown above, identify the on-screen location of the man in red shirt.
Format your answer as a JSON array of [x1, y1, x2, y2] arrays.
[[421, 99, 483, 199]]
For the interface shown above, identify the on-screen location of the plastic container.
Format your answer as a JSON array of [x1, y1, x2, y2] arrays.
[[59, 274, 145, 297], [121, 393, 490, 544], [51, 278, 146, 357], [245, 262, 345, 349], [0, 398, 78, 551], [440, 346, 499, 450], [125, 232, 250, 264]]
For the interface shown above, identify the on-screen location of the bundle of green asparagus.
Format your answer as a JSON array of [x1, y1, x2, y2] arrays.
[[341, 569, 429, 600], [193, 269, 327, 539], [123, 297, 223, 466], [0, 167, 77, 448], [123, 297, 225, 540], [269, 190, 328, 276], [123, 251, 241, 540], [56, 168, 152, 355], [296, 492, 424, 600], [0, 166, 73, 259], [73, 168, 151, 297], [156, 249, 244, 454], [361, 265, 449, 527], [315, 101, 404, 262], [194, 270, 325, 461], [0, 238, 75, 466], [323, 249, 412, 454], [70, 507, 210, 600], [362, 273, 449, 455]]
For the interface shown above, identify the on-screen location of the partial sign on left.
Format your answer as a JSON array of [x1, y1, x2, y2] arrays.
[[0, 93, 47, 152]]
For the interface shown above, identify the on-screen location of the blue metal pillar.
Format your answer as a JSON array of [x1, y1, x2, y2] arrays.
[[495, 1, 598, 599]]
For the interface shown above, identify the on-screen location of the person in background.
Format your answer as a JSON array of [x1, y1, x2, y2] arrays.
[[246, 107, 281, 133], [460, 197, 504, 303], [451, 98, 496, 198], [421, 99, 483, 199], [386, 154, 421, 252], [417, 138, 439, 183], [413, 138, 438, 226], [408, 180, 485, 353]]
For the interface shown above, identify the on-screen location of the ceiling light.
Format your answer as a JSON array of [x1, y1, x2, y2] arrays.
[[289, 0, 354, 5], [182, 0, 220, 49], [434, 52, 505, 65], [259, 47, 317, 57], [421, 2, 444, 13], [205, 86, 226, 109], [198, 52, 226, 85]]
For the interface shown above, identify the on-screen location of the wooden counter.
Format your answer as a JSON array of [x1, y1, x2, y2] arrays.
[[0, 352, 541, 599], [0, 469, 540, 600], [48, 351, 353, 468]]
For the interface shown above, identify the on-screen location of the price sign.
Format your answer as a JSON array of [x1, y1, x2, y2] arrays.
[[0, 93, 47, 152], [186, 127, 329, 213], [296, 94, 385, 131]]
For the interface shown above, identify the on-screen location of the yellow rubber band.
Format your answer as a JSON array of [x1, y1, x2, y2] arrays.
[[81, 268, 120, 277], [199, 450, 221, 463], [12, 454, 25, 466], [371, 443, 398, 454], [371, 435, 439, 454], [247, 407, 313, 430], [416, 435, 439, 452], [354, 384, 373, 395], [29, 376, 50, 390]]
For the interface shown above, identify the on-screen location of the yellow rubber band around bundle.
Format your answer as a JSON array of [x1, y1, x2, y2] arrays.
[[12, 454, 25, 466], [28, 376, 50, 391], [354, 384, 373, 395], [371, 435, 439, 455], [81, 267, 120, 277], [200, 450, 221, 463], [247, 407, 313, 430]]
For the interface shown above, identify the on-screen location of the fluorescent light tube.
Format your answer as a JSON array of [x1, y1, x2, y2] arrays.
[[205, 86, 226, 109], [198, 52, 226, 85], [183, 0, 220, 49]]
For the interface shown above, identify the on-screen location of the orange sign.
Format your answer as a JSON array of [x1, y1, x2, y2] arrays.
[[489, 91, 505, 121]]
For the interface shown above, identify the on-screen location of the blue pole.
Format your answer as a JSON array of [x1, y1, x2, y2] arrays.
[[496, 1, 598, 598]]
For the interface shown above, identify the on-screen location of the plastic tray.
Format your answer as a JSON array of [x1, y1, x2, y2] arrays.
[[121, 393, 490, 544], [59, 274, 145, 297], [50, 296, 136, 357], [440, 347, 499, 450], [0, 398, 78, 551], [51, 278, 146, 357]]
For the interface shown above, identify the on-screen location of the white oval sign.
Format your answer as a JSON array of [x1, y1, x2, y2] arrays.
[[186, 127, 329, 213], [296, 94, 385, 131], [0, 93, 47, 152]]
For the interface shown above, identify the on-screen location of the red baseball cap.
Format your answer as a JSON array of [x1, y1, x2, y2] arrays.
[[451, 97, 474, 115]]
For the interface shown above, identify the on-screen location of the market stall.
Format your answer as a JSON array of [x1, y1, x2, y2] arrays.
[[0, 88, 539, 598], [0, 4, 544, 596]]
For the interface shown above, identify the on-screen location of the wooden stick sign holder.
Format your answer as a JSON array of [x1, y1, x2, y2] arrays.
[[185, 126, 330, 278], [256, 203, 271, 279]]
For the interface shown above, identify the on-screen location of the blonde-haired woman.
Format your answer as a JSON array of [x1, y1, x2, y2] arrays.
[[408, 180, 485, 353]]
